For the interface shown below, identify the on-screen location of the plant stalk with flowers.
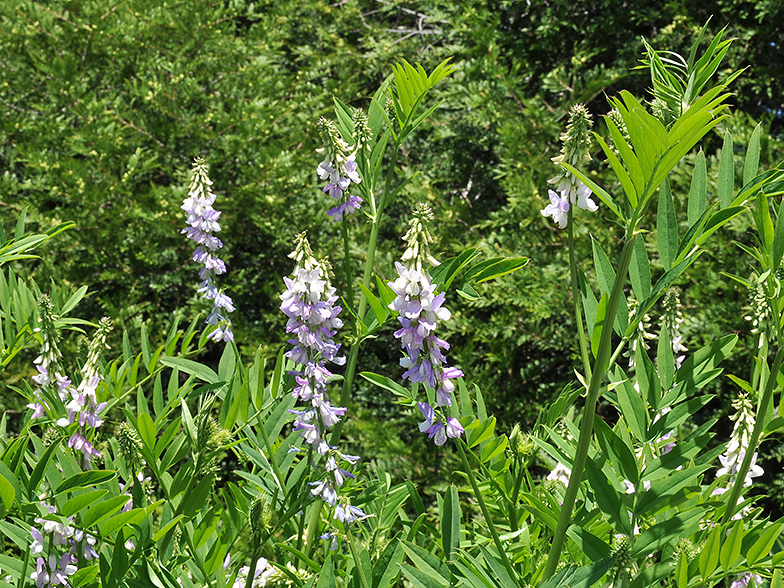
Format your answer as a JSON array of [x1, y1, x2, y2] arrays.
[[181, 157, 235, 343], [534, 26, 784, 585]]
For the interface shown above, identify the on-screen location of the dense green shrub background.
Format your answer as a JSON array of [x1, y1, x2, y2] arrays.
[[2, 0, 784, 504]]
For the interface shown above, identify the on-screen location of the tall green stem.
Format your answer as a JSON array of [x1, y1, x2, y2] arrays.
[[348, 535, 372, 588], [543, 229, 638, 580], [456, 439, 522, 588], [341, 216, 354, 306], [330, 146, 400, 446], [721, 345, 784, 524], [567, 207, 592, 380]]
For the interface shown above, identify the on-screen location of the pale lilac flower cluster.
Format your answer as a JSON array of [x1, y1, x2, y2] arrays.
[[546, 462, 572, 487], [224, 555, 274, 588], [713, 393, 763, 519], [181, 158, 234, 343], [389, 203, 464, 446], [29, 503, 98, 587], [316, 117, 362, 221], [731, 572, 763, 588], [57, 318, 112, 466], [26, 298, 109, 466], [279, 233, 366, 524], [542, 104, 597, 228]]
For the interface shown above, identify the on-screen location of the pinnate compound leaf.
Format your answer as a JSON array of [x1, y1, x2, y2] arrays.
[[630, 508, 706, 559]]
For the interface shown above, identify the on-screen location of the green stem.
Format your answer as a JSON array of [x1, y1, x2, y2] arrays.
[[330, 146, 400, 446], [721, 345, 784, 524], [456, 439, 522, 588], [305, 499, 323, 558], [348, 534, 372, 588], [17, 542, 30, 588], [567, 207, 592, 381], [341, 215, 354, 306], [258, 415, 286, 497], [244, 552, 261, 588], [543, 229, 638, 580]]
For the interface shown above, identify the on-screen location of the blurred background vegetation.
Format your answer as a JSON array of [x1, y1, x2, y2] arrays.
[[2, 0, 784, 508]]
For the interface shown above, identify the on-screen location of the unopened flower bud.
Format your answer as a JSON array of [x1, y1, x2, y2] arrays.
[[352, 108, 372, 152], [116, 422, 143, 472], [509, 424, 534, 460]]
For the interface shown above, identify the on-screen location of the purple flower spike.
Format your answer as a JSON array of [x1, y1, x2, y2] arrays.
[[391, 205, 464, 446], [182, 158, 234, 344], [280, 232, 364, 525]]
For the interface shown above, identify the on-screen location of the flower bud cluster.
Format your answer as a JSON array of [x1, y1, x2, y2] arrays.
[[624, 297, 655, 370], [389, 203, 464, 446], [29, 502, 98, 587], [662, 287, 687, 368], [181, 158, 234, 343], [279, 233, 366, 524], [541, 104, 597, 228], [744, 273, 770, 350], [316, 117, 362, 221]]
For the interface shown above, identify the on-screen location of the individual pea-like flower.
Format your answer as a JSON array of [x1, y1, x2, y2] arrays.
[[390, 203, 465, 444], [543, 103, 597, 227], [417, 402, 464, 446], [316, 117, 363, 221], [280, 233, 365, 521], [224, 555, 274, 588], [541, 190, 570, 228], [181, 158, 234, 343]]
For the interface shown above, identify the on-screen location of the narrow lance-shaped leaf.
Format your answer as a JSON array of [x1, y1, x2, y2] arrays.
[[629, 236, 651, 301], [744, 123, 761, 186], [718, 131, 734, 209], [657, 178, 677, 270], [441, 485, 460, 562], [772, 197, 784, 271], [688, 149, 707, 226]]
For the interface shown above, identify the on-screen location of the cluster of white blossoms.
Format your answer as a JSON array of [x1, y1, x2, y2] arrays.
[[712, 393, 763, 519]]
